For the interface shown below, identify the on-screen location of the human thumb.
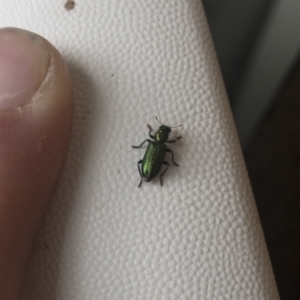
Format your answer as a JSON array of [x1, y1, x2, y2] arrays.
[[0, 28, 73, 299]]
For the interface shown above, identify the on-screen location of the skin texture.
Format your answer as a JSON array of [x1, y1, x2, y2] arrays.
[[0, 28, 73, 299]]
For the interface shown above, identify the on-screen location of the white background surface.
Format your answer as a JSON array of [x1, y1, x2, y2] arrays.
[[0, 0, 279, 299]]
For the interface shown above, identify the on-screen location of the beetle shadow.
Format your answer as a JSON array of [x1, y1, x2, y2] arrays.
[[22, 61, 103, 299]]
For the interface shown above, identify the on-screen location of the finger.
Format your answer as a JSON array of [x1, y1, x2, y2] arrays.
[[0, 28, 73, 299]]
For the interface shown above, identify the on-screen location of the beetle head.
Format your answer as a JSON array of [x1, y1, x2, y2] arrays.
[[155, 125, 171, 142]]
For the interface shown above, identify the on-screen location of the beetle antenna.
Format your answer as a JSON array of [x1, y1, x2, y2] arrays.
[[155, 116, 182, 128], [155, 116, 163, 125], [170, 124, 182, 129]]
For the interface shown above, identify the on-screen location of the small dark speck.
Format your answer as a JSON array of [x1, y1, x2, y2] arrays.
[[44, 242, 49, 250], [118, 169, 121, 174], [65, 0, 75, 11], [112, 74, 114, 76]]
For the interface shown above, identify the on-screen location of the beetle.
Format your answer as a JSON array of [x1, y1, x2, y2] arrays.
[[132, 117, 182, 187]]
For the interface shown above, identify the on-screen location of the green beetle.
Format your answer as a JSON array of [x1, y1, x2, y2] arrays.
[[132, 117, 182, 187]]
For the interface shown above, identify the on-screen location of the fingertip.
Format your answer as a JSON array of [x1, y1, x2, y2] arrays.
[[0, 27, 73, 299]]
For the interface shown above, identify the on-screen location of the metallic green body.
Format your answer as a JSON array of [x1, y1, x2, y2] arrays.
[[132, 122, 181, 187], [142, 141, 167, 181]]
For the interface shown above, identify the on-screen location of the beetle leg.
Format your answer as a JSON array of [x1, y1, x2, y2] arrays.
[[137, 160, 143, 187], [147, 124, 155, 139], [166, 149, 180, 166], [137, 160, 143, 177], [160, 161, 169, 186], [138, 178, 143, 188], [132, 139, 151, 148], [167, 136, 182, 143]]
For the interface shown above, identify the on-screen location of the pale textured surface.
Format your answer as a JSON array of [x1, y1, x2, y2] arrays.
[[0, 1, 279, 299]]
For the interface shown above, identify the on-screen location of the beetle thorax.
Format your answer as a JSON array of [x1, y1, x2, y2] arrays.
[[155, 125, 171, 142]]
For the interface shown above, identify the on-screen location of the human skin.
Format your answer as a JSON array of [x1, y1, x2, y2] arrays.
[[0, 28, 73, 299]]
